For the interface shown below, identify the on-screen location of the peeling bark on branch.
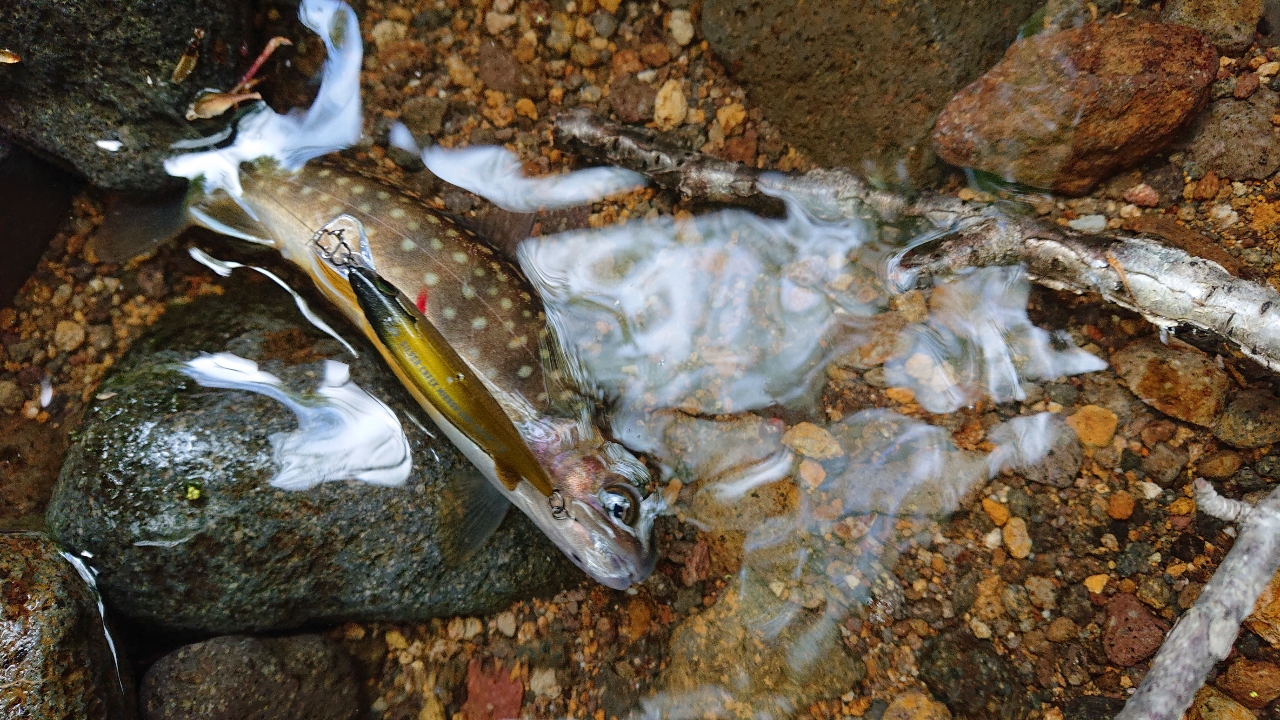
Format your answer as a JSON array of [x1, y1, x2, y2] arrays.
[[553, 109, 1280, 372], [1117, 480, 1280, 720]]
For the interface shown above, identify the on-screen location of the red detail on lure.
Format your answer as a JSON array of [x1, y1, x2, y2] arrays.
[[416, 289, 429, 314]]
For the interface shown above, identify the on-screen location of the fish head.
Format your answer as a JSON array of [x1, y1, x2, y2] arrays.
[[535, 440, 661, 590]]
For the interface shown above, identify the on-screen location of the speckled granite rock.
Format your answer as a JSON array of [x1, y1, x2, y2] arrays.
[[1181, 88, 1280, 181], [932, 18, 1217, 195], [0, 533, 135, 719], [1214, 389, 1280, 448], [918, 630, 1031, 720], [700, 0, 1041, 185], [1162, 0, 1263, 56], [46, 272, 580, 634], [0, 0, 251, 192], [140, 634, 359, 720]]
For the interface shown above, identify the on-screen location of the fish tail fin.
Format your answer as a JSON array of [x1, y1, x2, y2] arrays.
[[436, 463, 511, 567], [88, 190, 193, 264]]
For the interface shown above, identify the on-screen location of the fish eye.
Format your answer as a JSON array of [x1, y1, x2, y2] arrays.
[[599, 481, 642, 527]]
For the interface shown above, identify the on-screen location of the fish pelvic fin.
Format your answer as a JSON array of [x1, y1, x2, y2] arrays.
[[436, 462, 511, 567]]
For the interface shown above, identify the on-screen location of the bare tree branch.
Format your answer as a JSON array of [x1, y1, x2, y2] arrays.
[[1117, 479, 1280, 720], [553, 109, 1280, 373]]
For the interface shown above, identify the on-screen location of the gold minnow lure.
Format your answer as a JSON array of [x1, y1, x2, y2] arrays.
[[341, 256, 555, 497]]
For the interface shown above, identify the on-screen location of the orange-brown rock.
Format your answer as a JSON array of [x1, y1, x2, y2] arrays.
[[1111, 337, 1230, 428], [932, 19, 1217, 195], [1218, 658, 1280, 709]]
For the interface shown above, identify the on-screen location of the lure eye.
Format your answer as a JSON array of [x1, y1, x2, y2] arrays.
[[599, 481, 642, 527]]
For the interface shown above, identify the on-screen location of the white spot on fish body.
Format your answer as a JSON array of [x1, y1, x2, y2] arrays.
[[443, 307, 456, 319], [390, 208, 406, 219], [452, 252, 468, 263], [508, 336, 527, 349], [474, 267, 485, 277], [351, 184, 366, 194], [446, 229, 458, 238], [486, 286, 498, 296], [500, 298, 512, 310], [472, 317, 488, 329], [517, 366, 533, 378], [430, 238, 444, 250], [401, 239, 417, 251], [335, 176, 350, 185], [427, 215, 440, 224], [461, 284, 476, 299], [328, 205, 343, 215], [300, 186, 314, 195], [407, 220, 420, 231], [358, 203, 372, 213], [377, 190, 390, 200], [423, 272, 439, 286], [317, 169, 332, 177]]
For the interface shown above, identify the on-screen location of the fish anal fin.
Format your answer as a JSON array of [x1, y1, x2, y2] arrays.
[[436, 463, 510, 568]]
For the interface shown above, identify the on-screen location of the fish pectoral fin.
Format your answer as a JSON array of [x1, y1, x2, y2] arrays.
[[436, 462, 511, 568]]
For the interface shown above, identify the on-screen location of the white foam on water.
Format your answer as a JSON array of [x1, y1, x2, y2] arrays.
[[164, 0, 362, 199], [180, 353, 412, 490], [421, 142, 648, 213], [58, 552, 123, 695], [883, 266, 1106, 413]]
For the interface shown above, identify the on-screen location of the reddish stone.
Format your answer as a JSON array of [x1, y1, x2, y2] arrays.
[[1218, 658, 1280, 709], [933, 18, 1217, 196], [461, 657, 523, 720], [722, 127, 758, 164], [639, 42, 670, 68], [1235, 72, 1261, 99], [1103, 593, 1169, 666]]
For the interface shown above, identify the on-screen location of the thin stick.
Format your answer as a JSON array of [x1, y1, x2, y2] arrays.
[[1117, 480, 1280, 720], [553, 110, 1280, 373]]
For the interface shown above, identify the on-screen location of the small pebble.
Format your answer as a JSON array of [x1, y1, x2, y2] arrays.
[[1122, 183, 1159, 207], [495, 611, 517, 637], [881, 691, 952, 720], [1199, 449, 1242, 479], [982, 498, 1009, 527], [668, 9, 694, 46], [529, 667, 561, 698], [653, 79, 687, 130], [54, 319, 85, 352], [0, 379, 23, 412], [1002, 517, 1031, 559], [1066, 405, 1118, 447], [1067, 214, 1107, 233], [780, 422, 843, 460], [485, 11, 517, 35], [1084, 574, 1109, 594], [370, 20, 407, 50], [1107, 491, 1135, 520], [1046, 616, 1078, 642]]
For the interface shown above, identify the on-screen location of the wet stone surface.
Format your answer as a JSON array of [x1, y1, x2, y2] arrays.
[[0, 0, 253, 192], [139, 634, 360, 720], [1213, 389, 1280, 448], [933, 18, 1217, 195], [0, 532, 135, 719], [46, 272, 580, 634], [1111, 337, 1230, 428]]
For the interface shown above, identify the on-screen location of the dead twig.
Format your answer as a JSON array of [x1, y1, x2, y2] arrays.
[[553, 109, 1280, 373], [1118, 479, 1280, 720]]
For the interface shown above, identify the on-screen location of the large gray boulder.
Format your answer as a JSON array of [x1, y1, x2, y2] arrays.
[[700, 0, 1041, 185], [0, 0, 253, 192], [47, 270, 580, 634], [0, 532, 135, 719]]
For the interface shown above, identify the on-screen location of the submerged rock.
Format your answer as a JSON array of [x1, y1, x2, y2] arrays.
[[47, 272, 580, 634], [918, 630, 1031, 720], [932, 18, 1217, 195], [0, 533, 135, 719], [1111, 336, 1229, 428], [140, 635, 359, 720], [1214, 389, 1280, 448], [700, 0, 1041, 184], [0, 0, 251, 192], [1161, 0, 1263, 56], [1181, 89, 1280, 182]]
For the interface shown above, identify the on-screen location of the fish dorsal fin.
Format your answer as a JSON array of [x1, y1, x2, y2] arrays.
[[435, 462, 511, 567]]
